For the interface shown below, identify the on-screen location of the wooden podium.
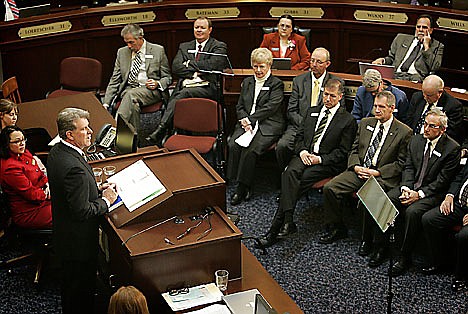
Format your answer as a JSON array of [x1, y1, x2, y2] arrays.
[[94, 149, 242, 311]]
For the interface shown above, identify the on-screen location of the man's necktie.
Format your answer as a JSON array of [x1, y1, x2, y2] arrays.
[[7, 0, 19, 19], [195, 44, 202, 61], [311, 80, 320, 107], [312, 109, 330, 145], [414, 142, 431, 190], [127, 51, 142, 87], [459, 181, 468, 207], [363, 124, 384, 168], [400, 42, 422, 72], [415, 104, 432, 134]]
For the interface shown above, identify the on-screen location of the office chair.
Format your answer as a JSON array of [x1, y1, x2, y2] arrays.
[[262, 26, 312, 51], [0, 187, 52, 285], [1, 76, 22, 104], [163, 98, 224, 167], [47, 57, 102, 99]]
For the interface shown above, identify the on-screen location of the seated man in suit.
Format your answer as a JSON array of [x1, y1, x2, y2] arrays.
[[147, 16, 228, 145], [103, 23, 172, 133], [373, 14, 444, 82], [407, 75, 463, 144], [422, 163, 468, 292], [276, 47, 343, 172], [388, 108, 460, 276], [352, 69, 409, 124], [257, 79, 357, 247], [319, 91, 412, 245]]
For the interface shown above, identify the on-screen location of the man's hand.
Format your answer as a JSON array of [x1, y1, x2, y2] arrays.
[[240, 117, 252, 133], [440, 195, 454, 216], [299, 151, 320, 166], [399, 189, 419, 206], [463, 214, 468, 226], [372, 58, 385, 65], [145, 79, 158, 90], [354, 166, 380, 180], [102, 183, 118, 205], [422, 32, 431, 51]]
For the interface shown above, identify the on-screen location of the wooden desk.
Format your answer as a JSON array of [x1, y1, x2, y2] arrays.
[[17, 92, 115, 142]]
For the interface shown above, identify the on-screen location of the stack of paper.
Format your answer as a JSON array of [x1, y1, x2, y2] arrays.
[[162, 283, 223, 311]]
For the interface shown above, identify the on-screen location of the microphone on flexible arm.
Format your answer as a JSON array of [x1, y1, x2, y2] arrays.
[[427, 40, 442, 76], [344, 48, 383, 73]]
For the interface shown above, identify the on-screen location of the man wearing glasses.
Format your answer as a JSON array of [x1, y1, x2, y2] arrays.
[[275, 47, 343, 172], [372, 14, 443, 82], [388, 108, 460, 276], [407, 74, 463, 144], [352, 69, 409, 124]]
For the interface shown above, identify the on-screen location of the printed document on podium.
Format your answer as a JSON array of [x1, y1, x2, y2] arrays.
[[107, 160, 166, 212]]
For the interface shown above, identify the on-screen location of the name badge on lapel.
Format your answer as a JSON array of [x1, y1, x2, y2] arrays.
[[311, 112, 319, 117], [433, 150, 441, 157], [271, 47, 279, 51], [145, 55, 154, 59], [366, 125, 375, 132], [261, 86, 270, 91]]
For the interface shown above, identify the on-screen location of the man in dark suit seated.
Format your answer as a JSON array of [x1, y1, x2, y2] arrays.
[[373, 14, 444, 82], [103, 23, 172, 133], [352, 69, 409, 124], [319, 91, 412, 245], [407, 74, 464, 144], [388, 108, 460, 276], [147, 16, 228, 145], [257, 79, 357, 247], [275, 47, 344, 172], [422, 163, 468, 292], [47, 108, 118, 313]]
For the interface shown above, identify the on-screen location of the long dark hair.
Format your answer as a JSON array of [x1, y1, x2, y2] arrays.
[[0, 125, 24, 159]]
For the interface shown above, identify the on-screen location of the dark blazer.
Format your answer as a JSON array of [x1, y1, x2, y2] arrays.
[[47, 142, 108, 262], [401, 133, 460, 199], [407, 91, 464, 144], [172, 37, 228, 85], [384, 33, 444, 81], [260, 32, 311, 70], [448, 162, 468, 198], [103, 41, 172, 105], [235, 75, 285, 136], [295, 104, 357, 170], [286, 71, 343, 131], [348, 117, 412, 189]]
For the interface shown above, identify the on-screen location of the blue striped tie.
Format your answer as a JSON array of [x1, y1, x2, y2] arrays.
[[363, 124, 384, 168], [128, 51, 142, 87]]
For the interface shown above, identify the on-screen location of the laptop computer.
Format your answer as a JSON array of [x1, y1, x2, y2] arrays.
[[223, 289, 259, 314], [272, 58, 291, 70], [359, 62, 396, 80], [255, 294, 278, 314], [357, 176, 399, 232], [16, 0, 50, 18]]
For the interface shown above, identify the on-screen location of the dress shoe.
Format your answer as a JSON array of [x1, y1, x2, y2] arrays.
[[368, 248, 387, 268], [245, 188, 251, 201], [275, 193, 281, 203], [318, 226, 347, 244], [451, 278, 467, 292], [146, 123, 167, 146], [255, 232, 279, 248], [391, 256, 409, 277], [358, 241, 373, 256], [230, 193, 245, 206], [421, 265, 440, 275], [277, 222, 297, 238]]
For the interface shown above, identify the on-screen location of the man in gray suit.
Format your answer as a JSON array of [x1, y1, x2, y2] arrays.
[[276, 47, 343, 171], [103, 23, 172, 133], [373, 14, 444, 82], [319, 91, 412, 245]]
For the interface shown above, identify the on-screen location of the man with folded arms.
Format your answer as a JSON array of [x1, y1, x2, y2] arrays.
[[373, 14, 443, 82], [388, 108, 460, 276], [257, 79, 356, 248], [319, 91, 412, 257], [147, 16, 228, 145]]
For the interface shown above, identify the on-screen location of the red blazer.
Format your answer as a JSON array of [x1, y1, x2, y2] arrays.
[[0, 149, 52, 229], [260, 32, 311, 70]]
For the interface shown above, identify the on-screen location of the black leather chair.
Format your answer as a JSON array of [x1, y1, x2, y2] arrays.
[[262, 26, 312, 51]]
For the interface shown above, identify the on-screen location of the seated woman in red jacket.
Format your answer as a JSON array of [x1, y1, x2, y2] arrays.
[[0, 126, 52, 229], [0, 99, 18, 130], [260, 14, 311, 71]]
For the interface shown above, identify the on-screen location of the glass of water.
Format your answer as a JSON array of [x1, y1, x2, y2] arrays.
[[215, 269, 229, 293]]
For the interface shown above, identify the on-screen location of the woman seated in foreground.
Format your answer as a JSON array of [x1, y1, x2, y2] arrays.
[[0, 126, 52, 229], [108, 285, 150, 314], [260, 14, 311, 70]]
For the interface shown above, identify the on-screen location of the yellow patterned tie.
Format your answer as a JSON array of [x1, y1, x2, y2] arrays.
[[311, 80, 320, 107]]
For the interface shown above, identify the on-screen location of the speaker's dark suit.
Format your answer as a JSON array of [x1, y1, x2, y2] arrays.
[[160, 37, 228, 125], [422, 163, 468, 279], [407, 91, 464, 144], [271, 104, 356, 227], [276, 71, 343, 170], [323, 117, 412, 226], [227, 75, 285, 187], [47, 142, 108, 314], [387, 133, 460, 256], [384, 33, 444, 82]]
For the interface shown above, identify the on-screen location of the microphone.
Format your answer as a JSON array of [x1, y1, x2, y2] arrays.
[[427, 40, 441, 76], [344, 48, 383, 73], [122, 215, 177, 246]]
